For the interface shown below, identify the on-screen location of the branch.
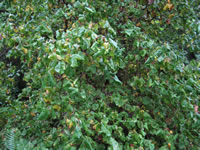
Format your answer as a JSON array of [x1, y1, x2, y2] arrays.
[[0, 9, 7, 13], [0, 47, 10, 61]]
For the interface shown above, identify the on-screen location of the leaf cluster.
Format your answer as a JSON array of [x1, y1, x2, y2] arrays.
[[0, 0, 200, 149]]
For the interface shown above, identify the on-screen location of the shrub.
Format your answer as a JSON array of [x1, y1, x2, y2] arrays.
[[0, 0, 199, 149]]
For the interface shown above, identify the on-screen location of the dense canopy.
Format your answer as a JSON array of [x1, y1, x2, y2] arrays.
[[0, 0, 200, 149]]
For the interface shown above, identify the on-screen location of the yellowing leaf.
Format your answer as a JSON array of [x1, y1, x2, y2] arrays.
[[58, 133, 64, 137], [136, 22, 141, 27], [66, 119, 70, 124], [72, 23, 76, 28], [69, 122, 73, 128], [168, 143, 171, 148], [92, 124, 97, 130], [89, 22, 93, 29], [25, 6, 30, 11], [66, 119, 73, 128], [6, 89, 10, 94], [30, 112, 36, 117], [64, 54, 71, 63], [164, 57, 171, 63], [168, 14, 174, 19], [14, 29, 18, 33], [103, 42, 109, 49], [45, 89, 49, 94], [53, 105, 61, 111], [22, 47, 28, 54], [90, 120, 94, 124], [48, 4, 53, 9], [163, 3, 173, 11], [44, 98, 51, 103], [163, 5, 168, 11], [8, 78, 14, 82], [56, 54, 62, 60]]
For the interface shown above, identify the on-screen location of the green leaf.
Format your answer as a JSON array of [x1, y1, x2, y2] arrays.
[[55, 61, 66, 74], [80, 90, 86, 99], [110, 137, 119, 150], [109, 38, 118, 48], [85, 7, 95, 13], [157, 56, 164, 62], [101, 123, 111, 136], [113, 75, 122, 84], [74, 126, 82, 138], [78, 27, 85, 37], [103, 20, 110, 28], [113, 96, 126, 107], [159, 145, 168, 150], [38, 110, 49, 120], [140, 50, 147, 57], [84, 137, 94, 150], [47, 71, 56, 86], [108, 26, 116, 35], [70, 54, 84, 67], [124, 29, 134, 36]]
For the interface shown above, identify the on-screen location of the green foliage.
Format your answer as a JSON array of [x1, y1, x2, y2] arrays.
[[0, 0, 200, 149], [4, 129, 15, 150]]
